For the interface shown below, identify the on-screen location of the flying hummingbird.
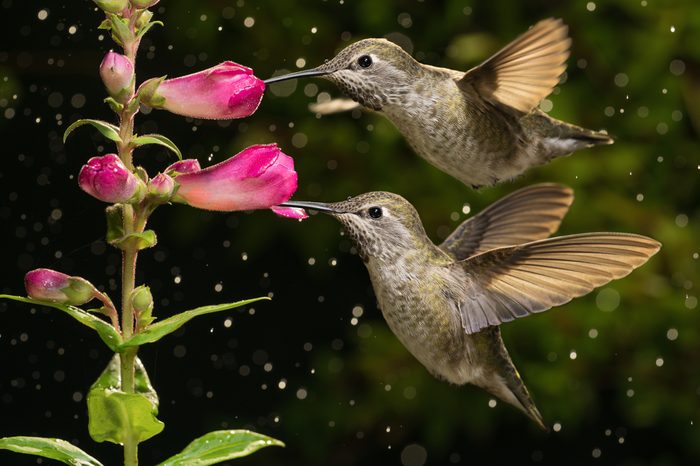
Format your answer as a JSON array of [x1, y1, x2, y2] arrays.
[[280, 184, 660, 429], [265, 18, 613, 188]]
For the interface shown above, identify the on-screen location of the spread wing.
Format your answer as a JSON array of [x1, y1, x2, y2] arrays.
[[458, 233, 661, 334], [440, 183, 574, 260], [458, 18, 571, 113]]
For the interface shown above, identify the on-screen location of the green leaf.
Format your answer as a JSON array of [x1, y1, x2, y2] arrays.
[[63, 119, 121, 143], [107, 13, 131, 47], [136, 20, 164, 40], [88, 356, 164, 445], [156, 430, 284, 466], [105, 205, 125, 245], [104, 97, 124, 113], [0, 295, 123, 352], [97, 19, 112, 30], [87, 391, 164, 445], [111, 230, 158, 251], [132, 134, 182, 160], [121, 298, 269, 348], [0, 436, 103, 466]]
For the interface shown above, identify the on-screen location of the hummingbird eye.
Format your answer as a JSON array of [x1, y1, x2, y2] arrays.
[[357, 55, 373, 68], [368, 206, 383, 219]]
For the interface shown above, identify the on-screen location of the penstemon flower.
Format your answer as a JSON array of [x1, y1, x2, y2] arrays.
[[139, 61, 266, 120], [172, 144, 299, 212]]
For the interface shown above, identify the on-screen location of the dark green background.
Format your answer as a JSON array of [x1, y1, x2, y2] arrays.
[[1, 0, 699, 465]]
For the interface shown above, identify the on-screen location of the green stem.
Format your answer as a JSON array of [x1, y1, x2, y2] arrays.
[[117, 9, 144, 466]]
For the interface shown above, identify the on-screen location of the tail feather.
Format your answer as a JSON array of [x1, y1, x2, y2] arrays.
[[477, 328, 549, 431]]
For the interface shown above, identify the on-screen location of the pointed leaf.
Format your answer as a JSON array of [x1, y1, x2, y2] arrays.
[[136, 20, 164, 40], [0, 295, 123, 352], [0, 436, 103, 466], [132, 134, 182, 160], [105, 205, 125, 245], [156, 430, 284, 466], [104, 97, 124, 113], [107, 13, 131, 47], [87, 356, 163, 445], [63, 119, 121, 143], [121, 298, 269, 348], [87, 390, 164, 444]]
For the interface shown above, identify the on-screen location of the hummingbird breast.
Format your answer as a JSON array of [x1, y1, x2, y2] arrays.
[[366, 252, 485, 385], [381, 74, 534, 187]]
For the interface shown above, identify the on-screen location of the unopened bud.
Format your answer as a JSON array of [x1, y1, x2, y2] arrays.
[[93, 0, 129, 15], [99, 52, 134, 103], [25, 269, 97, 306]]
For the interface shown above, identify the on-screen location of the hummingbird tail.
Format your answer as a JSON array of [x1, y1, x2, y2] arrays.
[[478, 328, 549, 431]]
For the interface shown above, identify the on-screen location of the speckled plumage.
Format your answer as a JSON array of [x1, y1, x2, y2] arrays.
[[282, 186, 660, 429], [305, 20, 614, 187]]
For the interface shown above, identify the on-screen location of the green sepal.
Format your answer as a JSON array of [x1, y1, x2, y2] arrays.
[[156, 430, 284, 466], [0, 436, 104, 466], [111, 230, 158, 251], [126, 94, 141, 114], [106, 13, 131, 47], [97, 18, 112, 30], [87, 355, 164, 445], [137, 20, 164, 40], [132, 133, 182, 160], [63, 119, 121, 143], [134, 165, 149, 183], [104, 96, 124, 113], [137, 76, 166, 107], [105, 205, 125, 245], [121, 298, 269, 348], [0, 295, 123, 352]]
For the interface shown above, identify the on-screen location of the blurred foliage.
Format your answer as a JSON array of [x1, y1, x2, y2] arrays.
[[1, 0, 699, 465]]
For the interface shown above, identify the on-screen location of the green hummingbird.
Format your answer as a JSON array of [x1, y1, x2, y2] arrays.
[[280, 184, 660, 429], [265, 18, 613, 188]]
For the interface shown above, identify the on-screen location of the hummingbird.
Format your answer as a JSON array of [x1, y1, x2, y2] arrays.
[[265, 18, 614, 188], [280, 184, 660, 429]]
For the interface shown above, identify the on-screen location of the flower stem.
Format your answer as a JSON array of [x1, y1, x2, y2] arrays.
[[117, 9, 144, 466]]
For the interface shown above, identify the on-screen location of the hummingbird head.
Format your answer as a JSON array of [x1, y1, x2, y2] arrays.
[[280, 192, 429, 262], [264, 39, 421, 111]]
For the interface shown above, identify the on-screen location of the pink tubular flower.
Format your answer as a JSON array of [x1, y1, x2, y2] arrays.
[[79, 154, 145, 204], [99, 52, 134, 102], [139, 61, 266, 120], [172, 144, 298, 212], [25, 269, 96, 306]]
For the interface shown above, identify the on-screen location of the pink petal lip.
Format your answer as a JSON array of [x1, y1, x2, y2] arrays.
[[173, 144, 298, 212]]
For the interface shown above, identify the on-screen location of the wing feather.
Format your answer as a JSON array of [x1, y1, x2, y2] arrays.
[[440, 183, 574, 260], [458, 18, 571, 112], [458, 233, 661, 334]]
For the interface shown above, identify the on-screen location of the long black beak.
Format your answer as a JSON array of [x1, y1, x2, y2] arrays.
[[278, 200, 342, 214], [264, 68, 330, 85]]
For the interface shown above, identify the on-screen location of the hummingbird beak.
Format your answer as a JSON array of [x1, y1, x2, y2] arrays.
[[263, 67, 331, 85], [277, 200, 344, 214]]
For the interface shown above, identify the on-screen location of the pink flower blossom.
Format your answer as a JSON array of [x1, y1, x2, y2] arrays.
[[172, 144, 298, 212], [79, 154, 145, 203], [139, 61, 265, 120], [25, 269, 96, 305], [165, 159, 201, 175]]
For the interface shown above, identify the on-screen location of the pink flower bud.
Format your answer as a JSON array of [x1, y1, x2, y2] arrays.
[[172, 144, 298, 212], [139, 61, 265, 120], [25, 269, 96, 306], [99, 52, 134, 103], [147, 173, 175, 201], [79, 154, 145, 204], [93, 0, 129, 14], [131, 0, 160, 8], [165, 159, 201, 175]]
